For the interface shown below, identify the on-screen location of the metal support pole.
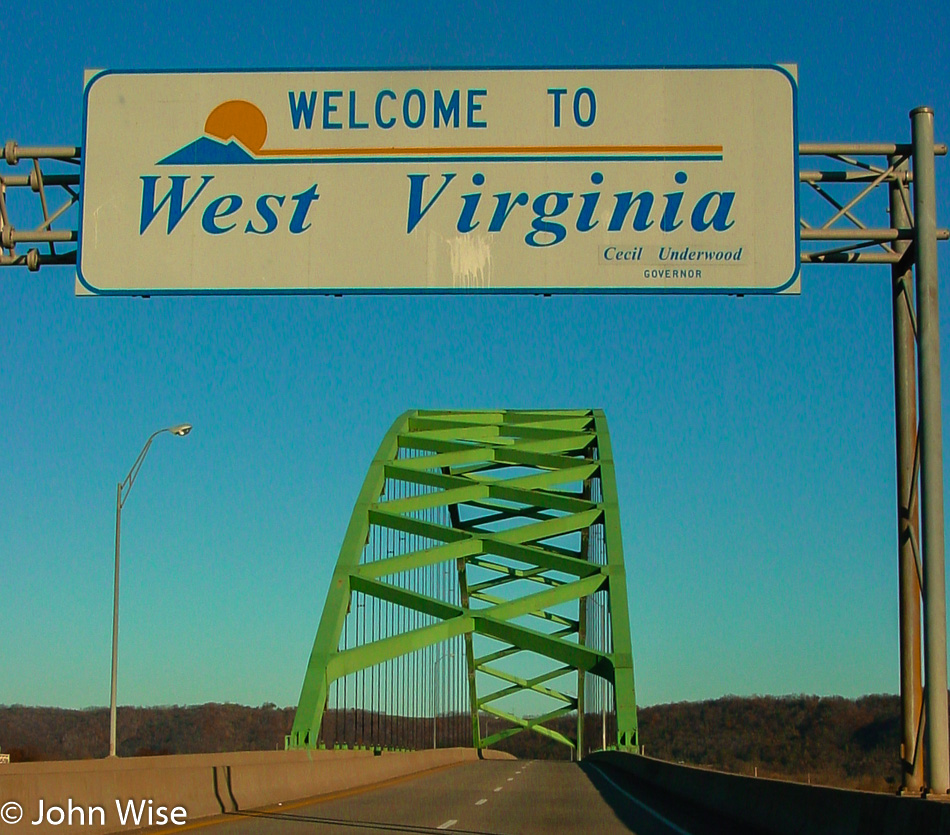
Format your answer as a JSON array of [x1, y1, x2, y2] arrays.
[[911, 107, 950, 795], [889, 155, 924, 794], [109, 483, 122, 758], [107, 424, 190, 757]]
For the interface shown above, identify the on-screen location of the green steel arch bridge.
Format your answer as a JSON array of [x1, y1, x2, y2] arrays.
[[286, 409, 638, 759]]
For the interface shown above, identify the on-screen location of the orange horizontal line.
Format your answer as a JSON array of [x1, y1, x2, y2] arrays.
[[255, 144, 723, 157]]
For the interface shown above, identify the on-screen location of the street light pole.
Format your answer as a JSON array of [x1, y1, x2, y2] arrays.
[[109, 423, 192, 758], [432, 650, 455, 750]]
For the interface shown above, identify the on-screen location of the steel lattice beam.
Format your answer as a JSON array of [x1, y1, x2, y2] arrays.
[[0, 142, 80, 270], [286, 409, 638, 756], [2, 138, 946, 276]]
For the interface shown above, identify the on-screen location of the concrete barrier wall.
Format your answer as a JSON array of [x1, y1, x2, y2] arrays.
[[589, 750, 950, 835], [0, 748, 511, 835]]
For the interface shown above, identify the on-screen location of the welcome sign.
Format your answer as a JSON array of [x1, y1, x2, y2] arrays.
[[78, 67, 799, 295]]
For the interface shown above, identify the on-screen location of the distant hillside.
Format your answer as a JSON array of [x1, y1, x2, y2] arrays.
[[637, 694, 903, 792], [0, 695, 907, 792], [0, 703, 296, 761]]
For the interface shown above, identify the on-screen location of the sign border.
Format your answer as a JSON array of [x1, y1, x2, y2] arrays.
[[76, 64, 800, 296]]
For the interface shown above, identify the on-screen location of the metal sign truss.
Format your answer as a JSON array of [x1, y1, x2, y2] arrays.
[[3, 109, 949, 794], [2, 135, 947, 279], [286, 409, 638, 759], [0, 142, 79, 269]]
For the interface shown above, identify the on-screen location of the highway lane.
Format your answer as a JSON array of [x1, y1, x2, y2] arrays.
[[181, 759, 762, 835]]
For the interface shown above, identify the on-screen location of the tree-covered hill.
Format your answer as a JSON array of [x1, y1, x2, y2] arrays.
[[0, 694, 909, 792]]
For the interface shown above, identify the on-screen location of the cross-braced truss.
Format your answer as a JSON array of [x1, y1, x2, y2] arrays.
[[0, 143, 79, 270], [2, 139, 947, 275], [286, 409, 638, 756], [799, 141, 948, 265]]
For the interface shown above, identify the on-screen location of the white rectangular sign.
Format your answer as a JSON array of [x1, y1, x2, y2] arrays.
[[78, 67, 799, 295]]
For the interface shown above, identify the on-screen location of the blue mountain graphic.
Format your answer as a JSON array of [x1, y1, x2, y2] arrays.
[[158, 136, 256, 165]]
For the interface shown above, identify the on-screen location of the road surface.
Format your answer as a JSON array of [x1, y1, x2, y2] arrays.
[[182, 759, 759, 835]]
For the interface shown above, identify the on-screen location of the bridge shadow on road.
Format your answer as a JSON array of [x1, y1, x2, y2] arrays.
[[580, 762, 768, 835], [227, 809, 499, 835]]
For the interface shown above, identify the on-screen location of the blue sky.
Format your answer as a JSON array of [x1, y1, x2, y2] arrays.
[[2, 0, 949, 711]]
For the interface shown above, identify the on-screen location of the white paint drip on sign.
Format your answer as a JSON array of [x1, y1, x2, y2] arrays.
[[447, 235, 491, 288]]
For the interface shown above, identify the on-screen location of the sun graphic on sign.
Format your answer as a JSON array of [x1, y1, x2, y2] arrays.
[[203, 100, 269, 154]]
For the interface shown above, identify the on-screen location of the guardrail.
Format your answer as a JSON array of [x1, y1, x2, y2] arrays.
[[0, 747, 511, 835], [589, 750, 950, 835]]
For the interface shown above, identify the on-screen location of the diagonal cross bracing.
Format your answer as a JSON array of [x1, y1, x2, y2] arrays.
[[287, 410, 638, 757]]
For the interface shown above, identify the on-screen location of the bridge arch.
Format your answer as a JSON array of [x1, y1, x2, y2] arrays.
[[287, 409, 638, 757]]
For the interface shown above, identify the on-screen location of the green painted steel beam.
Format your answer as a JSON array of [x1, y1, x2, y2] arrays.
[[592, 410, 639, 750], [490, 508, 603, 546], [479, 704, 576, 749], [479, 539, 602, 578], [458, 499, 559, 525], [488, 482, 599, 514], [402, 424, 503, 444], [474, 614, 614, 682], [349, 575, 464, 621], [499, 462, 599, 491], [444, 460, 507, 478], [377, 482, 489, 515], [476, 664, 577, 706], [367, 507, 469, 543], [458, 503, 571, 529], [473, 625, 577, 669], [464, 460, 597, 487], [397, 434, 484, 455], [477, 680, 576, 708], [327, 616, 472, 681], [475, 573, 605, 622], [467, 565, 563, 593], [393, 446, 494, 472], [382, 464, 468, 492], [406, 413, 508, 431], [469, 590, 578, 629], [355, 539, 482, 580], [494, 433, 596, 457], [495, 446, 594, 470]]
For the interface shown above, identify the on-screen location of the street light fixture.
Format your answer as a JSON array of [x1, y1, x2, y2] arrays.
[[108, 423, 192, 758]]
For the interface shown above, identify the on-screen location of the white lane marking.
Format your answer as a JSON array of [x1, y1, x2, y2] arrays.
[[494, 786, 503, 792], [507, 777, 514, 781], [437, 820, 457, 830], [589, 765, 693, 835], [475, 799, 487, 806], [515, 770, 522, 774]]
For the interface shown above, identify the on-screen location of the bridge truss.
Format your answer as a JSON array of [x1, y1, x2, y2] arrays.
[[286, 409, 638, 758]]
